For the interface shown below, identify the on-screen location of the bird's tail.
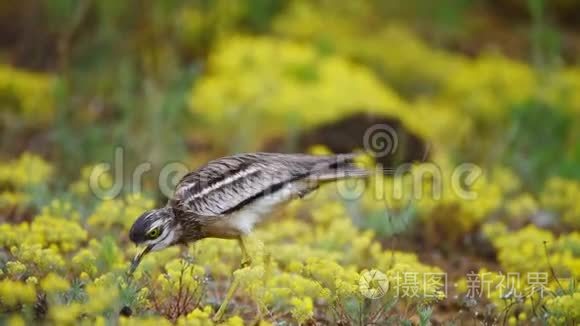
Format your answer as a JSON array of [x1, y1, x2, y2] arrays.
[[308, 153, 369, 182]]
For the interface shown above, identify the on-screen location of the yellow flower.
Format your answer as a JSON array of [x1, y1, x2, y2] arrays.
[[40, 199, 80, 221], [69, 164, 114, 198], [41, 273, 71, 294], [49, 303, 82, 324], [0, 280, 36, 307], [506, 193, 539, 218], [190, 35, 410, 149], [79, 272, 91, 283], [224, 316, 244, 326], [177, 305, 214, 325], [444, 52, 536, 122], [541, 177, 580, 228], [6, 261, 27, 276], [0, 64, 54, 122], [0, 223, 30, 248], [10, 244, 66, 272], [0, 191, 28, 209], [0, 153, 52, 188], [84, 283, 120, 314], [546, 290, 580, 321], [29, 213, 87, 251], [26, 276, 38, 285], [119, 316, 173, 326], [290, 296, 314, 324], [87, 194, 154, 231], [72, 249, 98, 276]]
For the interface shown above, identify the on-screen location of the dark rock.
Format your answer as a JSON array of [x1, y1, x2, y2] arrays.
[[264, 112, 429, 169], [120, 306, 133, 317]]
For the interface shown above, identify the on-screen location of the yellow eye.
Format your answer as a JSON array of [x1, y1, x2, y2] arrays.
[[147, 228, 161, 239]]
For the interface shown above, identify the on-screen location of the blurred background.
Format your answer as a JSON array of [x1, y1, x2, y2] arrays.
[[1, 0, 579, 187], [1, 0, 580, 323]]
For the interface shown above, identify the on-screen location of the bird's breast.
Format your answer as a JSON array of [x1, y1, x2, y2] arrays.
[[201, 206, 269, 238], [200, 182, 301, 238]]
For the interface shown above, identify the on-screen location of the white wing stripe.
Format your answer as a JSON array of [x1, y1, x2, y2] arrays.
[[183, 166, 260, 205]]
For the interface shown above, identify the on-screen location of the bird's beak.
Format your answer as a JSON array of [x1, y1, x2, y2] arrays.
[[128, 244, 153, 276]]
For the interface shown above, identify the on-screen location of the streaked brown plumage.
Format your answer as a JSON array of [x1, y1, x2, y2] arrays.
[[128, 152, 367, 273]]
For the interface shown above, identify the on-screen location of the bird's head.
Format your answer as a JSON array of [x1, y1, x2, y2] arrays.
[[128, 207, 179, 274]]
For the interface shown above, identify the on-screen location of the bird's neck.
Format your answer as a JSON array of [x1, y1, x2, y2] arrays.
[[172, 211, 203, 244]]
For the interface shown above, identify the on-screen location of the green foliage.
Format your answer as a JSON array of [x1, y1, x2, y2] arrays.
[[504, 100, 574, 190], [363, 204, 417, 238]]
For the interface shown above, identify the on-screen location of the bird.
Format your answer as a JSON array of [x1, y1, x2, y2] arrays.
[[127, 152, 368, 319], [128, 152, 368, 270]]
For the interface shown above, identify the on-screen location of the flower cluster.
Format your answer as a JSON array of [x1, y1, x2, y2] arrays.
[[0, 208, 87, 252], [2, 3, 580, 323], [357, 157, 503, 243], [0, 65, 54, 123], [87, 193, 154, 232], [0, 153, 52, 210], [456, 224, 580, 323], [190, 35, 409, 148], [0, 165, 449, 323], [272, 1, 580, 161], [0, 280, 36, 308], [541, 177, 580, 228], [545, 289, 580, 322], [69, 164, 115, 199]]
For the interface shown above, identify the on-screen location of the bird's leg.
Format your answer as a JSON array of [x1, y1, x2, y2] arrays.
[[213, 236, 252, 321], [213, 275, 240, 322], [237, 236, 252, 268]]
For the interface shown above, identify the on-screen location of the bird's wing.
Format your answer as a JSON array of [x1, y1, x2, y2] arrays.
[[169, 152, 364, 218]]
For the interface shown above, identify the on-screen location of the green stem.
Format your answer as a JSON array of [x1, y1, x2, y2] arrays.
[[213, 275, 241, 322]]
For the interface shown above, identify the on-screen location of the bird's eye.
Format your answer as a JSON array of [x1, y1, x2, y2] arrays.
[[147, 227, 161, 239]]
